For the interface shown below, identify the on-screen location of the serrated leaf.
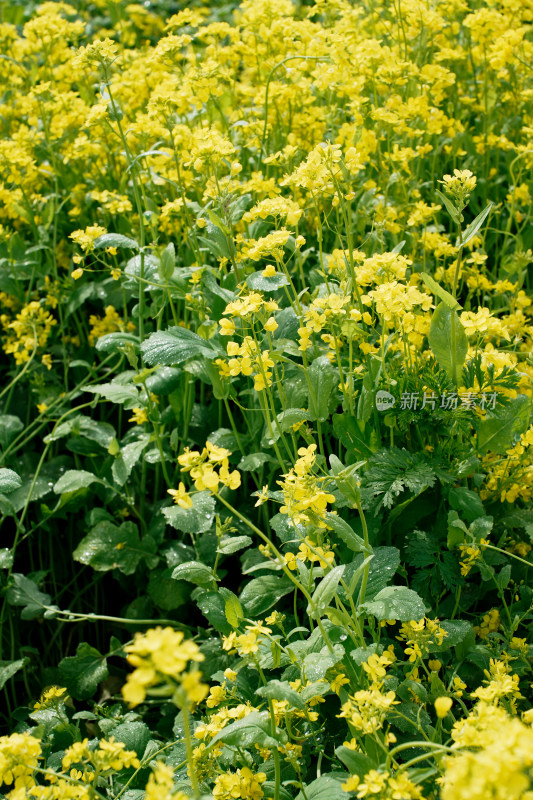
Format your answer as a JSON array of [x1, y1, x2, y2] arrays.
[[171, 561, 216, 588], [457, 202, 493, 248], [162, 491, 216, 534], [141, 326, 221, 366], [428, 303, 468, 384], [477, 395, 530, 455], [73, 521, 151, 575], [93, 233, 139, 250], [361, 586, 426, 621], [59, 642, 108, 700], [54, 470, 102, 494], [0, 468, 22, 494]]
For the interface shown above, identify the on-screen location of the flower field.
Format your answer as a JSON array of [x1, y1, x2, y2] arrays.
[[1, 0, 533, 797]]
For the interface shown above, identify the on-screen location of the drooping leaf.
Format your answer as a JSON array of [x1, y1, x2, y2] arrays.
[[0, 658, 28, 691], [240, 575, 293, 616], [324, 514, 367, 554], [171, 561, 216, 588], [457, 202, 493, 248], [6, 574, 52, 620], [308, 566, 345, 618], [162, 491, 216, 534], [54, 470, 103, 494], [93, 233, 139, 250], [420, 272, 461, 311], [84, 382, 140, 407]]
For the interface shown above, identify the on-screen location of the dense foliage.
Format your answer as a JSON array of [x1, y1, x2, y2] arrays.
[[0, 0, 533, 798]]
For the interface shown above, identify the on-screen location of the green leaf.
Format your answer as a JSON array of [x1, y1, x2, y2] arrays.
[[141, 326, 221, 366], [107, 721, 151, 758], [308, 566, 345, 618], [160, 242, 176, 280], [208, 711, 287, 750], [335, 746, 376, 778], [218, 535, 253, 555], [428, 303, 468, 384], [256, 680, 305, 710], [59, 642, 109, 700], [0, 415, 24, 450], [457, 202, 493, 248], [0, 468, 22, 494], [448, 487, 484, 523], [240, 575, 293, 616], [171, 561, 216, 588], [6, 574, 52, 620], [429, 620, 474, 653], [361, 586, 426, 621], [435, 188, 461, 224], [93, 233, 139, 250], [73, 521, 150, 575], [238, 452, 275, 471], [302, 649, 342, 681], [332, 415, 375, 459], [324, 514, 367, 553], [307, 356, 336, 422], [246, 270, 290, 292], [54, 470, 102, 494], [223, 592, 243, 628], [84, 382, 140, 407], [145, 366, 181, 396], [112, 438, 149, 486], [295, 776, 349, 800], [162, 491, 216, 534], [0, 658, 28, 691], [477, 395, 530, 455], [95, 332, 140, 354], [261, 408, 310, 447], [0, 549, 13, 569], [420, 272, 461, 311]]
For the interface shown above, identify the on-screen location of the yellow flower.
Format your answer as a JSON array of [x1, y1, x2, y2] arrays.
[[129, 407, 148, 425], [167, 482, 193, 509], [435, 697, 453, 718], [71, 267, 83, 280]]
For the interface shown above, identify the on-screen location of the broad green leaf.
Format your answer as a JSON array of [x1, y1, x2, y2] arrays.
[[302, 648, 342, 680], [429, 620, 474, 653], [324, 513, 367, 553], [457, 202, 493, 248], [308, 566, 345, 618], [54, 470, 102, 494], [361, 586, 426, 621], [261, 408, 310, 447], [0, 468, 22, 494], [171, 561, 216, 588], [343, 547, 400, 601], [107, 721, 151, 758], [218, 535, 253, 555], [0, 415, 23, 450], [223, 591, 243, 628], [73, 521, 151, 575], [141, 327, 221, 366], [335, 746, 376, 778], [428, 302, 468, 384], [147, 576, 188, 611], [6, 574, 52, 619], [246, 270, 290, 292], [240, 575, 293, 616], [0, 658, 28, 691], [59, 642, 108, 700], [295, 776, 350, 800], [95, 332, 140, 354], [0, 549, 13, 569], [420, 272, 461, 311], [332, 414, 375, 458], [435, 188, 461, 224], [238, 453, 275, 471], [208, 711, 287, 750], [307, 356, 336, 422], [145, 366, 181, 396], [93, 233, 139, 250], [162, 491, 216, 534], [44, 415, 115, 448], [477, 395, 530, 455], [112, 438, 149, 486], [196, 590, 232, 635], [84, 382, 140, 407], [160, 242, 176, 280], [448, 487, 484, 523], [256, 680, 305, 710]]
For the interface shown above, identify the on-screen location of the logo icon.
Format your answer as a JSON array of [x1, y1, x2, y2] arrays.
[[375, 390, 396, 411]]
